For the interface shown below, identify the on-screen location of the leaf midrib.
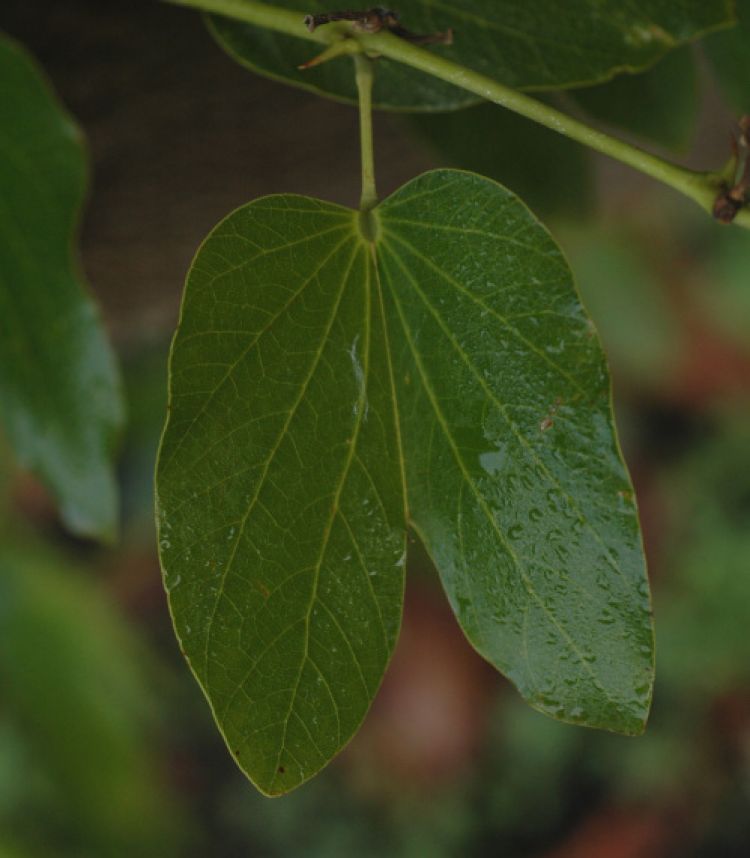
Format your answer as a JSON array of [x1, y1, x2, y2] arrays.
[[201, 236, 360, 685], [268, 242, 373, 793]]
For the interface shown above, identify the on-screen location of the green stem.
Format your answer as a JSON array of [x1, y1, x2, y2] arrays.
[[355, 54, 378, 213], [364, 33, 714, 205], [163, 0, 336, 41], [164, 0, 750, 229]]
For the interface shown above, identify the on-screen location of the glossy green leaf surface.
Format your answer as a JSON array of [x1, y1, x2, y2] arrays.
[[377, 172, 653, 734], [706, 0, 750, 112], [0, 34, 123, 541], [158, 170, 653, 795], [571, 47, 697, 151], [157, 198, 407, 795], [208, 0, 732, 110]]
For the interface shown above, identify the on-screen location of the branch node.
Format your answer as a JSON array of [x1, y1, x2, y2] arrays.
[[303, 7, 453, 44], [713, 115, 750, 224]]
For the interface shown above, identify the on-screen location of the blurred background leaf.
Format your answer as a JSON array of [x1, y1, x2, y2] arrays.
[[705, 0, 750, 113], [0, 33, 124, 542], [570, 47, 698, 152], [560, 223, 684, 390], [407, 103, 593, 218], [0, 543, 183, 857]]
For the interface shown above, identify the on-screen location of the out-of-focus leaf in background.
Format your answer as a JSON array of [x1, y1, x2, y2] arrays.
[[688, 225, 750, 352], [407, 104, 593, 218], [119, 344, 170, 539], [706, 0, 750, 113], [560, 224, 684, 390], [657, 415, 750, 696], [570, 47, 698, 152], [207, 0, 733, 110], [0, 544, 182, 857], [0, 33, 124, 542]]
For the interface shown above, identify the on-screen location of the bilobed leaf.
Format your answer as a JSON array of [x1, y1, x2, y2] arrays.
[[208, 0, 733, 111], [157, 198, 406, 795], [157, 170, 653, 795], [0, 34, 123, 541]]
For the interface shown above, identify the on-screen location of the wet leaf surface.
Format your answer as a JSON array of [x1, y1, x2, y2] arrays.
[[378, 172, 654, 735], [157, 170, 653, 795], [157, 197, 407, 794]]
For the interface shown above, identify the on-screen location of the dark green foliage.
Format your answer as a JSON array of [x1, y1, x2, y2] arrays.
[[0, 34, 123, 541], [157, 171, 653, 794], [209, 0, 732, 110], [706, 0, 750, 112]]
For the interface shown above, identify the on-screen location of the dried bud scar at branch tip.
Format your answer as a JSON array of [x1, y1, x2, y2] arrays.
[[304, 8, 400, 33], [303, 7, 453, 45], [713, 114, 750, 224]]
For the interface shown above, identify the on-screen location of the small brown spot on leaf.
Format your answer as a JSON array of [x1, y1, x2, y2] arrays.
[[540, 397, 563, 432]]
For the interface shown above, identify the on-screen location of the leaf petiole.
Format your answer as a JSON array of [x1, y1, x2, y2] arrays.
[[355, 53, 378, 218], [163, 0, 750, 228]]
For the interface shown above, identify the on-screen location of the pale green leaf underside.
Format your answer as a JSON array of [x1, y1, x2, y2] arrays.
[[157, 170, 653, 796], [208, 0, 733, 110], [0, 34, 123, 541]]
